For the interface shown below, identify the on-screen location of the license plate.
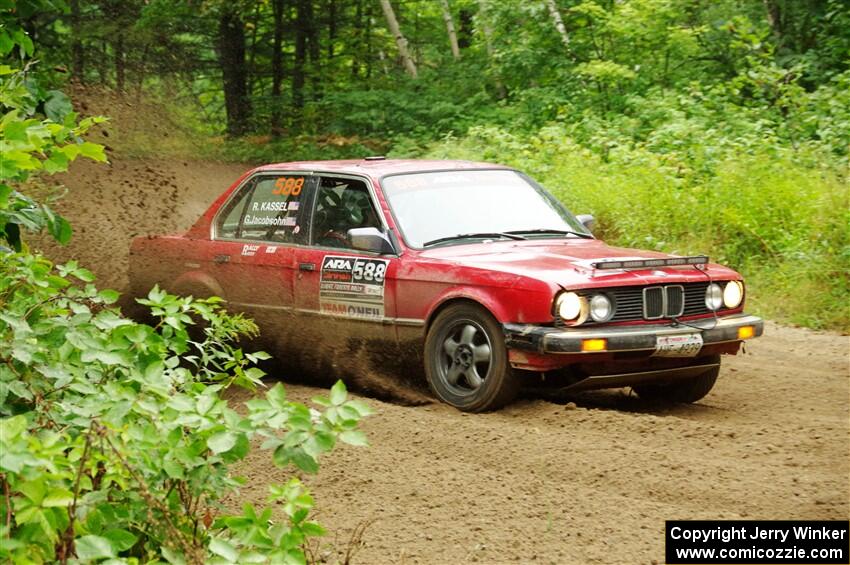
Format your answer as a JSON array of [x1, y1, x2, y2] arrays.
[[653, 333, 703, 357]]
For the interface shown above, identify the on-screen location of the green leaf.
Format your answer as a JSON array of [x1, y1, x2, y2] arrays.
[[207, 431, 237, 454], [98, 289, 120, 304], [46, 212, 72, 244], [208, 538, 239, 562], [339, 430, 368, 447], [43, 488, 75, 507], [290, 450, 319, 474], [329, 380, 347, 405], [43, 150, 70, 174], [266, 382, 287, 409], [162, 459, 185, 479], [103, 528, 138, 552], [44, 90, 73, 122], [20, 479, 45, 504], [78, 141, 107, 162], [0, 414, 27, 440], [75, 535, 117, 560], [301, 521, 326, 537], [345, 400, 374, 417]]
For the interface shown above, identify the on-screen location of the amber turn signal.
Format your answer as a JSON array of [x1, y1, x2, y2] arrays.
[[581, 338, 607, 352], [737, 325, 755, 340]]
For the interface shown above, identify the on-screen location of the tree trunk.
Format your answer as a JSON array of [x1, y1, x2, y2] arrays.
[[546, 0, 570, 47], [439, 0, 461, 59], [307, 0, 321, 100], [352, 0, 362, 77], [115, 35, 125, 91], [271, 0, 285, 137], [217, 6, 252, 137], [70, 0, 85, 83], [98, 41, 108, 85], [327, 0, 336, 59], [763, 0, 783, 45], [246, 1, 262, 94], [293, 0, 308, 108], [378, 0, 417, 78], [476, 0, 506, 98]]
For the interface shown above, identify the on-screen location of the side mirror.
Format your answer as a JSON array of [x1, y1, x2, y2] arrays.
[[576, 214, 595, 233], [348, 227, 396, 255]]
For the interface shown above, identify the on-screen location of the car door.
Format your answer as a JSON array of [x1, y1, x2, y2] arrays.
[[291, 174, 400, 352], [209, 172, 317, 338]]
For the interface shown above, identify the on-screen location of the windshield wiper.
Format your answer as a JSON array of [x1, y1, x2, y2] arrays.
[[423, 232, 527, 247], [504, 228, 593, 239]]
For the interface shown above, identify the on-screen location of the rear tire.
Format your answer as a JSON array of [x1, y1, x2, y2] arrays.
[[633, 355, 721, 403], [424, 303, 519, 412]]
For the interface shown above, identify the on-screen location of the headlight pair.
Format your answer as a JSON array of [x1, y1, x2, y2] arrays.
[[556, 292, 613, 324], [705, 281, 744, 310]]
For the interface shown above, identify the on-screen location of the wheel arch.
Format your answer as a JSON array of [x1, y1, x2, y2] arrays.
[[170, 271, 226, 300], [424, 292, 509, 335]]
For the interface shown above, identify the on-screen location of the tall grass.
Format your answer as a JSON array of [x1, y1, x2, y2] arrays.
[[419, 125, 849, 331]]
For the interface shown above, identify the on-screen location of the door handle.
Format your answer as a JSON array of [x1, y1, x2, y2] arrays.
[[214, 254, 230, 264], [299, 262, 316, 271]]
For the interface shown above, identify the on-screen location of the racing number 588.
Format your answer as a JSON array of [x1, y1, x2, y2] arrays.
[[353, 259, 387, 283], [273, 177, 304, 196]]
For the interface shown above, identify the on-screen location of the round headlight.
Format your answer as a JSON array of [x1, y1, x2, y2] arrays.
[[589, 294, 613, 322], [557, 292, 584, 321], [723, 281, 744, 308], [705, 283, 723, 311]]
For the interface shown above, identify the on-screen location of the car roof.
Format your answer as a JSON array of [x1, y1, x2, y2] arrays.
[[253, 158, 512, 177]]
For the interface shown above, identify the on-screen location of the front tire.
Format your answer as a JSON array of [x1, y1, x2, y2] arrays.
[[633, 355, 721, 403], [424, 303, 519, 412]]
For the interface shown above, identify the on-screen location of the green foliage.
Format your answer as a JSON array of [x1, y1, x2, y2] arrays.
[[1, 15, 371, 563], [0, 58, 107, 251], [0, 254, 371, 563]]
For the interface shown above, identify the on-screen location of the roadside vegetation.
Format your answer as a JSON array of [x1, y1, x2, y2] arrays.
[[1, 6, 370, 564]]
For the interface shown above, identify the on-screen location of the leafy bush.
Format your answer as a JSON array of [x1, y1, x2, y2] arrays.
[[1, 27, 371, 562], [0, 254, 371, 563]]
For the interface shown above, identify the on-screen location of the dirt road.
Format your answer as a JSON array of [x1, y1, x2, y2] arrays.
[[32, 97, 849, 563]]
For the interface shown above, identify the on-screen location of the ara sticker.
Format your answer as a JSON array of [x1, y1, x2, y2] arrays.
[[319, 255, 389, 320], [265, 246, 278, 254]]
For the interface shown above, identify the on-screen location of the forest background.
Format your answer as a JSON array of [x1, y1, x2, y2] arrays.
[[9, 0, 850, 329]]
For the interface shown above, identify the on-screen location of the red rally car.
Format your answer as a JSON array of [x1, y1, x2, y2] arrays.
[[129, 159, 763, 411]]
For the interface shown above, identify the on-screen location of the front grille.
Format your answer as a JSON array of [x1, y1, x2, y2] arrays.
[[666, 285, 684, 317], [643, 287, 664, 319], [560, 282, 713, 326]]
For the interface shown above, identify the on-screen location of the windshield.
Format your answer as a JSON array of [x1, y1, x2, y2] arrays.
[[381, 169, 589, 248]]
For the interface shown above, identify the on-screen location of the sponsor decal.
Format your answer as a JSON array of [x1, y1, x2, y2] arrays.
[[250, 200, 299, 213], [242, 214, 297, 227], [319, 255, 389, 320], [265, 246, 278, 254], [241, 244, 261, 257]]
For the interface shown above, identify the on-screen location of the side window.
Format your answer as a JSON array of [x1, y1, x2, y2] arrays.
[[216, 174, 312, 243], [312, 176, 382, 248]]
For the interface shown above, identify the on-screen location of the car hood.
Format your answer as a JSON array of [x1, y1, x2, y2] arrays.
[[417, 238, 740, 289]]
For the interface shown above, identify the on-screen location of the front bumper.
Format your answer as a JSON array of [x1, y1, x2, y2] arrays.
[[504, 313, 764, 354]]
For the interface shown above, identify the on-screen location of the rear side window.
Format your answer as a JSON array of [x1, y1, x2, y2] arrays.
[[217, 174, 313, 243]]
